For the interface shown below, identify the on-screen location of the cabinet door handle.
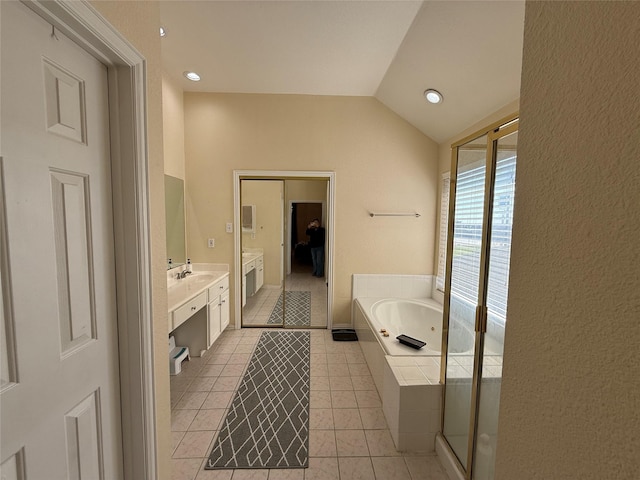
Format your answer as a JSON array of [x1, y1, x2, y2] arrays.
[[191, 306, 197, 311], [221, 299, 226, 304], [219, 285, 224, 289]]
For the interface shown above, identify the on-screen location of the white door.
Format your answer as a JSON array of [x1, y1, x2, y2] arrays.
[[1, 2, 123, 479]]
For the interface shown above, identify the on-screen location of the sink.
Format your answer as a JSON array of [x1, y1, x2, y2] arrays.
[[188, 273, 215, 284]]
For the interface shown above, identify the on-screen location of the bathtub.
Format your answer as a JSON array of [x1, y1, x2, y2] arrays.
[[363, 298, 444, 356], [353, 297, 446, 453]]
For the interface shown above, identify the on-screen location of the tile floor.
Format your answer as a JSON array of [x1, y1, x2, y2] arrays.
[[170, 328, 450, 480]]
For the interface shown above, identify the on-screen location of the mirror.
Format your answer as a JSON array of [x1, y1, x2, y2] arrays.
[[165, 174, 186, 269]]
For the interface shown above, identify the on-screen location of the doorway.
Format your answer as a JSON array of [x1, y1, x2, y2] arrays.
[[234, 171, 335, 330]]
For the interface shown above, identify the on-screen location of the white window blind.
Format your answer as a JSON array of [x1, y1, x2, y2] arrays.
[[448, 155, 516, 326], [436, 174, 450, 291]]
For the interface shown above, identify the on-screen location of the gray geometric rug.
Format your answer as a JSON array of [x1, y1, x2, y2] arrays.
[[206, 330, 310, 469], [266, 291, 311, 327]]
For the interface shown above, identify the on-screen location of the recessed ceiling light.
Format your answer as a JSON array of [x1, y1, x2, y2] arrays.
[[424, 89, 443, 104], [184, 71, 201, 82], [160, 26, 166, 37]]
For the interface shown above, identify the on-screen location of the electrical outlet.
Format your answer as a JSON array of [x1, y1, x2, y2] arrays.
[[208, 238, 215, 248], [226, 222, 233, 233]]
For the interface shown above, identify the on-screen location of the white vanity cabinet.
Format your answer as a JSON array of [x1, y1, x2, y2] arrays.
[[242, 253, 264, 306], [168, 270, 230, 357], [207, 275, 230, 348], [256, 256, 264, 291]]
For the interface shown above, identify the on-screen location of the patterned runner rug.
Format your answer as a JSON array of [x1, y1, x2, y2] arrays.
[[206, 330, 310, 470], [266, 291, 311, 327]]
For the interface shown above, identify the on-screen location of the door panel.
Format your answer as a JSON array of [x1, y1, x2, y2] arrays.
[[442, 134, 488, 469], [0, 2, 122, 478], [473, 129, 517, 479]]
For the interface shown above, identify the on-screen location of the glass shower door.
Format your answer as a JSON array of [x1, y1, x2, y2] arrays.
[[442, 117, 518, 480], [473, 127, 518, 479], [442, 134, 488, 469]]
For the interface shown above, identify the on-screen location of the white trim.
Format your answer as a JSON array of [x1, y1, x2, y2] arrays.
[[21, 2, 156, 478], [233, 170, 336, 330], [285, 200, 326, 276]]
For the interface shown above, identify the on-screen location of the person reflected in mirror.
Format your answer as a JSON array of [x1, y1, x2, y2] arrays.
[[306, 218, 325, 277]]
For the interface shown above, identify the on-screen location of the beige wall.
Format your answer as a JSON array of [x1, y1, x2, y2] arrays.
[[184, 93, 439, 324], [89, 2, 171, 479], [162, 73, 186, 179], [496, 1, 640, 478], [241, 180, 284, 286]]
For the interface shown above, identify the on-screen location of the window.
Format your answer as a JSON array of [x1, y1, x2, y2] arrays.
[[436, 173, 450, 291], [441, 155, 516, 326]]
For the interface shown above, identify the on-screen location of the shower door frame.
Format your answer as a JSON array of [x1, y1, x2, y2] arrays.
[[233, 170, 336, 330], [440, 113, 519, 480]]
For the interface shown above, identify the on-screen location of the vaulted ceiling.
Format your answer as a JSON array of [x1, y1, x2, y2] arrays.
[[160, 1, 525, 143]]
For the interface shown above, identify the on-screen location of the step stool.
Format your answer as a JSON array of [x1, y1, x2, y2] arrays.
[[169, 335, 190, 375]]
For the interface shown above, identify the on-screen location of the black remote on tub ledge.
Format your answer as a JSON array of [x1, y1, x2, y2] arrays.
[[396, 334, 426, 349]]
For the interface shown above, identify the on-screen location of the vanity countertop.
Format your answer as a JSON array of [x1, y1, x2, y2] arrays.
[[167, 271, 229, 312], [241, 252, 262, 267]]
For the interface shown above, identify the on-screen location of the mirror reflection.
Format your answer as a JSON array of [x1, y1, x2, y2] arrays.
[[165, 174, 186, 269]]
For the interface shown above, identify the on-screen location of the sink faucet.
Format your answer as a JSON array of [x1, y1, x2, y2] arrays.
[[177, 270, 192, 279]]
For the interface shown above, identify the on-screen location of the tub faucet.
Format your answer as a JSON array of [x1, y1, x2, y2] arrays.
[[177, 270, 192, 279]]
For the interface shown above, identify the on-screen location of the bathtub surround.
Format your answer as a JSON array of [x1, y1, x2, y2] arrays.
[[207, 330, 310, 469], [352, 274, 444, 453]]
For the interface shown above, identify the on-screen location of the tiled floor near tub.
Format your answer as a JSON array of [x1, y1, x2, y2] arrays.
[[170, 328, 450, 480]]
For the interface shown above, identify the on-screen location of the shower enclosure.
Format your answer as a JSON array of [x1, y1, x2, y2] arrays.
[[441, 115, 518, 479]]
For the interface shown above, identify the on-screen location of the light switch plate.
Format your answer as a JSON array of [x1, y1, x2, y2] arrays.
[[225, 222, 233, 233], [208, 238, 215, 248]]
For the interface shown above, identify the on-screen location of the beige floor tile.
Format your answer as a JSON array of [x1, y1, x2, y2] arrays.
[[206, 353, 231, 365], [201, 364, 225, 377], [351, 376, 376, 391], [354, 390, 382, 408], [310, 390, 332, 409], [175, 391, 210, 410], [310, 363, 329, 377], [403, 456, 448, 480], [267, 468, 304, 479], [202, 390, 234, 409], [227, 353, 251, 364], [338, 457, 375, 480], [212, 376, 240, 391], [188, 376, 217, 392], [220, 363, 247, 377], [308, 430, 337, 457], [331, 390, 357, 409], [172, 431, 186, 454], [365, 430, 400, 457], [329, 376, 353, 391], [172, 409, 198, 432], [309, 408, 334, 430], [189, 409, 226, 431], [359, 408, 388, 430], [230, 469, 269, 480], [310, 376, 330, 391], [195, 461, 233, 479], [347, 363, 371, 377], [174, 431, 216, 458], [332, 408, 363, 430], [309, 353, 327, 364], [371, 457, 411, 480], [304, 457, 339, 480], [172, 458, 203, 480], [326, 353, 347, 365], [327, 364, 350, 377], [345, 352, 366, 364], [335, 430, 369, 457]]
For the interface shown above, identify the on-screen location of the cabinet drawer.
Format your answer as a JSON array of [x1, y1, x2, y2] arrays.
[[208, 276, 229, 299], [256, 256, 264, 266], [173, 291, 207, 330]]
